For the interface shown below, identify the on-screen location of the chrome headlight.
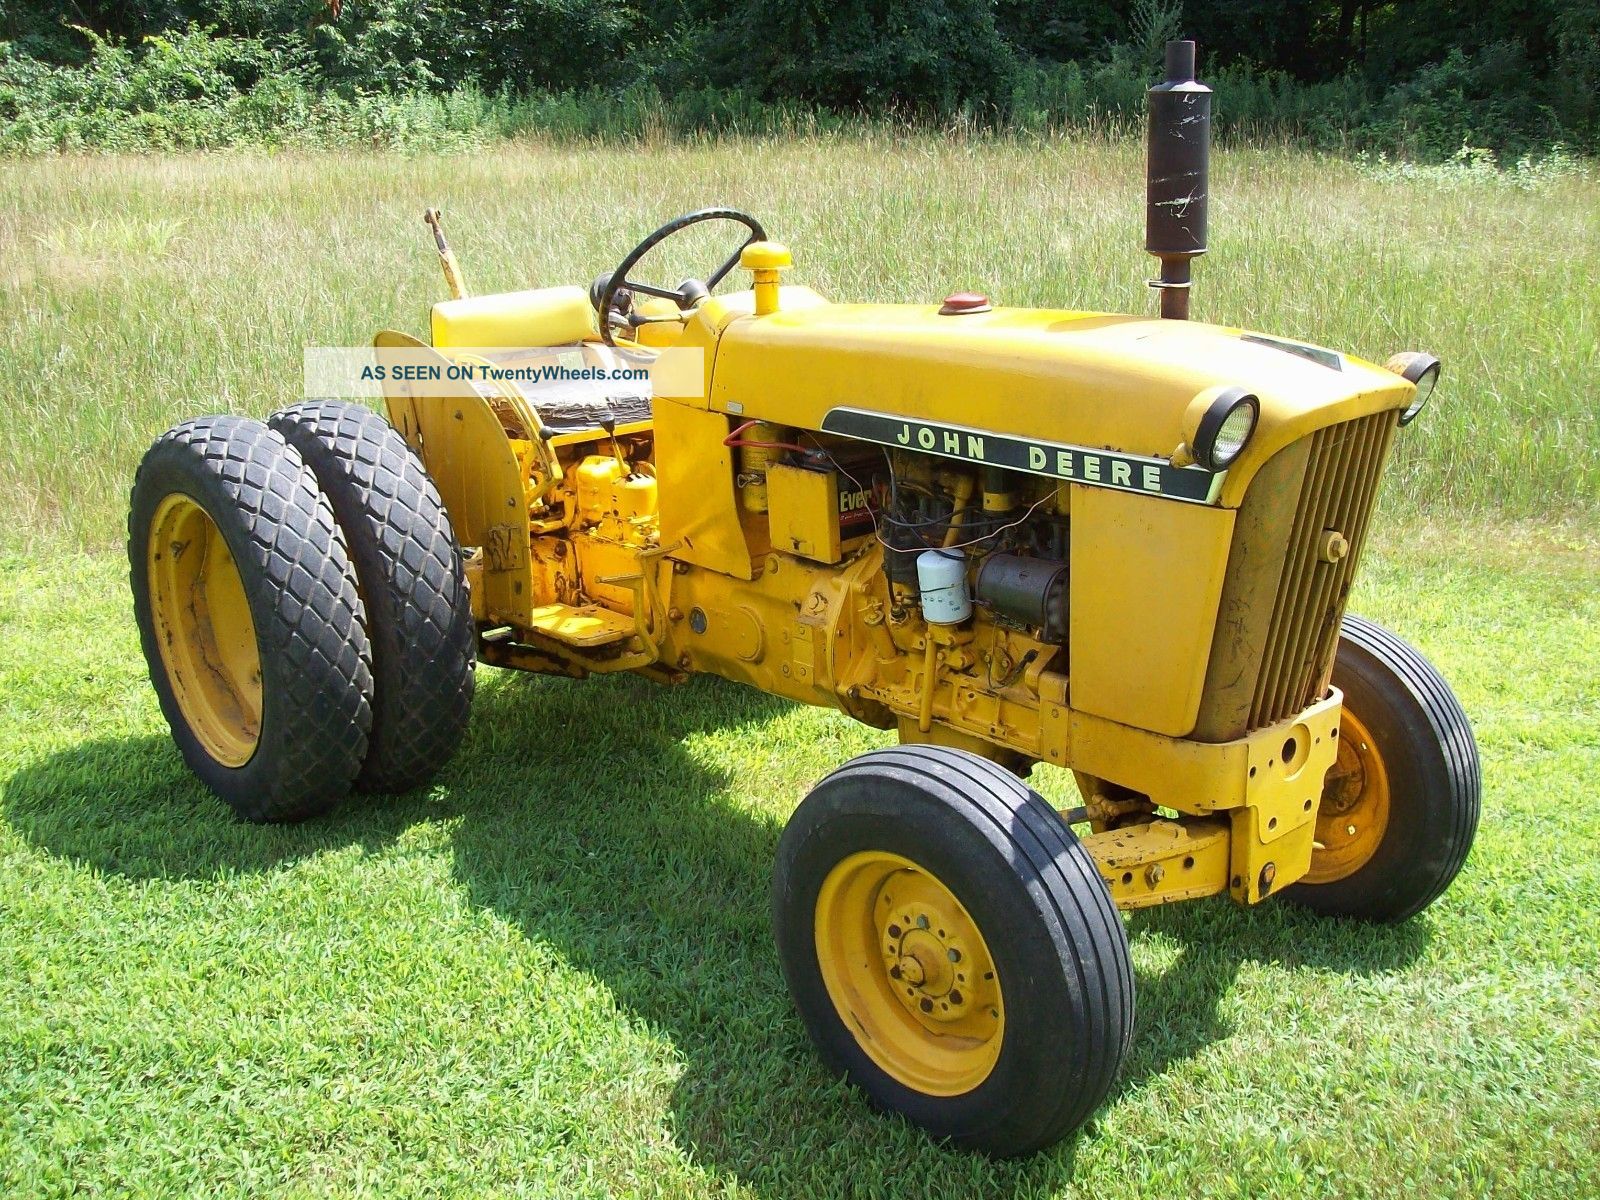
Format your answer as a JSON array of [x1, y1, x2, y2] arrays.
[[1192, 387, 1259, 471], [1386, 351, 1442, 426]]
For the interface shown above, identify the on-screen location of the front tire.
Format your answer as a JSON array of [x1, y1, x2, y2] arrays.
[[1285, 614, 1480, 921], [129, 416, 373, 822], [773, 746, 1133, 1156]]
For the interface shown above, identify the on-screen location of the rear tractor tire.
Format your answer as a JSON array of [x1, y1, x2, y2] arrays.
[[129, 416, 373, 822], [773, 746, 1133, 1157], [1285, 614, 1480, 922], [268, 400, 475, 794]]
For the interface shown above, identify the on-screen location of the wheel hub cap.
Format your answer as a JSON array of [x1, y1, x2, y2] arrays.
[[146, 493, 263, 767], [1304, 710, 1391, 884], [813, 851, 1004, 1095], [884, 911, 972, 1019]]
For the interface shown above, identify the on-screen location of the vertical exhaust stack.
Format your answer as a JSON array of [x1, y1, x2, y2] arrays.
[[1146, 40, 1211, 320]]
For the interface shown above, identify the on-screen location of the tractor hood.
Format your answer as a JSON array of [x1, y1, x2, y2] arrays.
[[693, 291, 1416, 506]]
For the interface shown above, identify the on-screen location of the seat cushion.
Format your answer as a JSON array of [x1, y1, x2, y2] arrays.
[[431, 286, 598, 349]]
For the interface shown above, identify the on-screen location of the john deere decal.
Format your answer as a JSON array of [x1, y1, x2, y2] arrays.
[[819, 408, 1220, 504]]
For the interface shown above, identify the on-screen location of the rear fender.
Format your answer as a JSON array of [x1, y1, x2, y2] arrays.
[[373, 331, 529, 626]]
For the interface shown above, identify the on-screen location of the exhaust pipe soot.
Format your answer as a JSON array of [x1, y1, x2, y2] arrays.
[[1146, 40, 1211, 320]]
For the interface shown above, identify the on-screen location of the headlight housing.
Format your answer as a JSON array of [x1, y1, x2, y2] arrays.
[[1385, 351, 1441, 426], [1192, 387, 1259, 471]]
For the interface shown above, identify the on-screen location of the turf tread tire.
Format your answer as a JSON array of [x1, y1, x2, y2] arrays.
[[1285, 614, 1480, 922], [128, 415, 372, 822], [773, 745, 1133, 1157], [268, 400, 475, 794]]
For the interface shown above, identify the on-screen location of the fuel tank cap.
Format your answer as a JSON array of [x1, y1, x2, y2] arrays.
[[939, 292, 992, 315]]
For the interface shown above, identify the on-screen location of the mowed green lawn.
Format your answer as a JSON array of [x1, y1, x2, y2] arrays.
[[2, 523, 1597, 1198], [1, 138, 1598, 1197]]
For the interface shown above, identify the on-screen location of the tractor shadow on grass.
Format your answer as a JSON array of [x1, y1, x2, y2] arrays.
[[6, 670, 1430, 1198], [0, 733, 456, 882]]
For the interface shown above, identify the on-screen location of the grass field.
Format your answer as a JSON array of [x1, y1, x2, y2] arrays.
[[2, 521, 1597, 1198], [0, 136, 1596, 554], [1, 135, 1598, 1197]]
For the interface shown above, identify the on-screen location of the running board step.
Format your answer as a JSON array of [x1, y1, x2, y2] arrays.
[[525, 602, 636, 648]]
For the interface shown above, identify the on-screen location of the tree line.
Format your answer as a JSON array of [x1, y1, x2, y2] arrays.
[[3, 1, 1596, 156]]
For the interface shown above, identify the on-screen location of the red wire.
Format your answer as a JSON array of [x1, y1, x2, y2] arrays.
[[722, 419, 808, 453]]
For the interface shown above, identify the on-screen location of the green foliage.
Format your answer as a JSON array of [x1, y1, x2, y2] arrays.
[[0, 30, 484, 152], [658, 0, 1019, 113], [1, 2, 1598, 157], [1551, 1, 1600, 141]]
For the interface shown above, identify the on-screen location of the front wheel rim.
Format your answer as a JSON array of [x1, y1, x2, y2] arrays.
[[1305, 709, 1391, 883], [147, 493, 263, 767], [814, 851, 1004, 1096]]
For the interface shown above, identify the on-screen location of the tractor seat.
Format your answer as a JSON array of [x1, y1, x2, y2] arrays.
[[512, 377, 652, 436], [430, 286, 652, 439], [431, 285, 598, 350]]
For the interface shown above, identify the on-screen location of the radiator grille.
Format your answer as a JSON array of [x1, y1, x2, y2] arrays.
[[1248, 410, 1397, 729]]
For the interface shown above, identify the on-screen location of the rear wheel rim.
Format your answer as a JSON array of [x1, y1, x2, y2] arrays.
[[1305, 709, 1390, 883], [147, 494, 263, 767], [814, 851, 1004, 1096]]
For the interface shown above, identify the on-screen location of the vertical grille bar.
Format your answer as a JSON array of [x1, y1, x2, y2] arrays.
[[1307, 413, 1396, 696], [1270, 420, 1369, 718], [1246, 410, 1397, 728], [1285, 415, 1383, 708], [1250, 425, 1338, 727]]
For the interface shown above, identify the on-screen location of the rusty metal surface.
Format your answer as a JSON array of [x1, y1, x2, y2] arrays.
[[1146, 40, 1211, 320]]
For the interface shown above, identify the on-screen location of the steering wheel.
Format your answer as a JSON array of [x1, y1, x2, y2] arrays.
[[595, 208, 767, 346]]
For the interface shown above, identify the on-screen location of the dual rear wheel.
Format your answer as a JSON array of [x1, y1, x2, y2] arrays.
[[129, 403, 474, 821]]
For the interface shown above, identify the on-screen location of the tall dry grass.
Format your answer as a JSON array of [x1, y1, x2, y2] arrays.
[[0, 134, 1594, 552]]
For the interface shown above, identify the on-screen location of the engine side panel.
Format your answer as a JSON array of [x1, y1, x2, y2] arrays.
[[1068, 486, 1235, 738], [654, 399, 759, 580]]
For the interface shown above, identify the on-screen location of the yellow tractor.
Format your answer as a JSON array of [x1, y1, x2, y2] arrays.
[[129, 43, 1478, 1155]]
